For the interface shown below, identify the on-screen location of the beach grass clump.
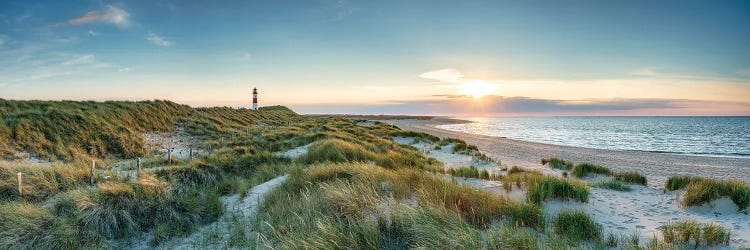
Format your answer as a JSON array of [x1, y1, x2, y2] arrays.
[[665, 175, 750, 211], [613, 171, 647, 185], [527, 175, 589, 204], [665, 176, 705, 191], [552, 210, 602, 242], [571, 163, 611, 178], [593, 180, 632, 191], [542, 158, 574, 170], [486, 226, 538, 250], [661, 220, 731, 246], [447, 166, 500, 180]]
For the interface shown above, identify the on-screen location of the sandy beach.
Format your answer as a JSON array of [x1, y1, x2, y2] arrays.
[[385, 118, 750, 187]]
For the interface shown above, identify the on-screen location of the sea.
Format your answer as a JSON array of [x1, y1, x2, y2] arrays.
[[437, 116, 750, 158]]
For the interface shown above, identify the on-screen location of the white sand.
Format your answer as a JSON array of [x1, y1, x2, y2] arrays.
[[273, 143, 312, 159]]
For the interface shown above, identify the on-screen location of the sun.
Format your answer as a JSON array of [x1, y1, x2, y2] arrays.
[[458, 80, 496, 99]]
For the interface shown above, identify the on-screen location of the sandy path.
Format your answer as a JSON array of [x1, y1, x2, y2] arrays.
[[385, 119, 750, 187], [156, 174, 288, 249]]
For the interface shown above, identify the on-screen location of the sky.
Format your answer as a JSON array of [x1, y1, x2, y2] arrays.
[[1, 0, 749, 116]]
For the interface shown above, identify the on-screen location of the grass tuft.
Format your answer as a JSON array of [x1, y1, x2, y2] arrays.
[[571, 163, 611, 178], [552, 210, 602, 242], [593, 180, 632, 191]]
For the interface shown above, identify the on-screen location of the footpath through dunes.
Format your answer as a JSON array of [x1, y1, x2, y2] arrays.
[[384, 118, 750, 187]]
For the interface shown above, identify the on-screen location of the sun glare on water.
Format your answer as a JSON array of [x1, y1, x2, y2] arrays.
[[459, 80, 496, 99]]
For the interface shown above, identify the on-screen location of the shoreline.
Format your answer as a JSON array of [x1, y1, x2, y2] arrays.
[[384, 118, 750, 187]]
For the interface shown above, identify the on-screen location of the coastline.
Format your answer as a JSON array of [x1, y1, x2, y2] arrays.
[[384, 117, 750, 187]]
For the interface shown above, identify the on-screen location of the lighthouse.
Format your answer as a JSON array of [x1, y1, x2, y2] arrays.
[[252, 87, 258, 110]]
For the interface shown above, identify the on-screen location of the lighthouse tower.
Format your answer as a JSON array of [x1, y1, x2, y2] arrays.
[[252, 87, 258, 110]]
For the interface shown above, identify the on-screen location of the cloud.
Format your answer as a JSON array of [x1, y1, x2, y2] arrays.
[[118, 67, 132, 72], [419, 68, 464, 84], [62, 54, 95, 65], [146, 32, 172, 47], [242, 52, 251, 60], [88, 30, 99, 36], [293, 95, 750, 116], [68, 5, 130, 28]]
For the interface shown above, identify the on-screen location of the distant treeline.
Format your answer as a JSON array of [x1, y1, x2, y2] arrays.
[[0, 99, 300, 162]]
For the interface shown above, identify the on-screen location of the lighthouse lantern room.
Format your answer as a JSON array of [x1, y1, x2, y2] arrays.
[[252, 87, 258, 110]]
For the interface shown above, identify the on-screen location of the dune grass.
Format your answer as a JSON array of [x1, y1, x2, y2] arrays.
[[613, 171, 648, 185], [255, 162, 548, 248], [542, 157, 574, 170], [665, 175, 750, 211], [447, 166, 500, 181], [661, 220, 731, 246], [527, 175, 589, 204], [571, 163, 611, 178], [1, 162, 93, 202], [0, 99, 300, 162], [592, 179, 632, 191], [553, 210, 602, 242]]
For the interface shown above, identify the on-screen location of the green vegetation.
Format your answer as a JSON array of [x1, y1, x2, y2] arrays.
[[571, 163, 611, 178], [665, 175, 750, 211], [613, 171, 648, 185], [448, 166, 501, 180], [552, 210, 602, 242], [542, 158, 649, 186], [661, 220, 731, 247], [527, 175, 589, 204], [0, 99, 300, 162], [542, 157, 573, 170], [592, 179, 632, 191]]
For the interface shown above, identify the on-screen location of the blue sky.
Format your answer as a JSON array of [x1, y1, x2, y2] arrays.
[[1, 0, 749, 115]]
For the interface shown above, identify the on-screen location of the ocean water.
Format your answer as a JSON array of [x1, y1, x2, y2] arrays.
[[437, 117, 750, 158]]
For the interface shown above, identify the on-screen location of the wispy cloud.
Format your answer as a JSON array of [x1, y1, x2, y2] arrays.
[[146, 32, 172, 47], [118, 67, 132, 72], [68, 5, 130, 28], [88, 30, 99, 36], [419, 68, 464, 84], [62, 54, 95, 65]]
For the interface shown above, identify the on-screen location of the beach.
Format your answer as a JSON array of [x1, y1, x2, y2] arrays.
[[385, 118, 750, 187]]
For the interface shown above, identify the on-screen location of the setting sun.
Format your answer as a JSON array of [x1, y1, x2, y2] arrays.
[[458, 80, 497, 98]]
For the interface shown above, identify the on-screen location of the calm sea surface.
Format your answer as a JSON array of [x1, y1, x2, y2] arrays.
[[437, 117, 750, 158]]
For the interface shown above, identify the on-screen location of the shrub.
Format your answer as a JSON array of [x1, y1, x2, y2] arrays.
[[571, 163, 610, 178], [613, 171, 647, 185], [542, 158, 573, 170], [527, 176, 589, 204], [553, 210, 602, 242], [593, 180, 632, 191]]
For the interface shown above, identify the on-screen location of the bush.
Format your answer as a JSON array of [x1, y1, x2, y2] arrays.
[[527, 176, 589, 204], [571, 163, 610, 178], [553, 210, 602, 242], [613, 171, 647, 185]]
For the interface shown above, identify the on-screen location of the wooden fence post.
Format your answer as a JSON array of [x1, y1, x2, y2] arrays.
[[136, 157, 142, 177], [17, 172, 23, 195], [167, 148, 172, 165], [90, 160, 96, 185], [189, 146, 193, 161]]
